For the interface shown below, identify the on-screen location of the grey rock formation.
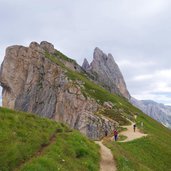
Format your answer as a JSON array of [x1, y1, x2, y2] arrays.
[[82, 47, 130, 99], [40, 41, 55, 53], [130, 97, 171, 128], [0, 41, 118, 140], [103, 101, 114, 109], [82, 58, 90, 70]]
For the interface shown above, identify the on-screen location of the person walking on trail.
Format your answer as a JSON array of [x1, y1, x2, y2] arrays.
[[114, 129, 118, 141], [105, 129, 108, 136], [141, 122, 143, 127], [133, 124, 136, 132]]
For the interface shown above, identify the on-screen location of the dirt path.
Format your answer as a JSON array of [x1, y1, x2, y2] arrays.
[[95, 141, 116, 171], [119, 122, 147, 142], [95, 120, 147, 171]]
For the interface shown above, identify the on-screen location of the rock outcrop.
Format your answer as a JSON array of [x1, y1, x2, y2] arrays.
[[82, 47, 130, 99], [82, 58, 90, 70], [0, 41, 118, 140]]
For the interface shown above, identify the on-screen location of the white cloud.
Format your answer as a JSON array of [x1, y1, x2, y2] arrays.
[[151, 82, 171, 93], [158, 69, 171, 78], [133, 74, 153, 81], [118, 59, 155, 68], [132, 69, 171, 82], [130, 68, 171, 105]]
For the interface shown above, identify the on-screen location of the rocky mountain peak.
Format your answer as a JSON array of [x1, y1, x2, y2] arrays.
[[40, 41, 55, 53], [93, 47, 105, 61], [93, 48, 115, 63], [29, 41, 39, 49], [29, 41, 55, 54], [82, 58, 90, 70], [82, 47, 130, 99], [108, 53, 115, 61]]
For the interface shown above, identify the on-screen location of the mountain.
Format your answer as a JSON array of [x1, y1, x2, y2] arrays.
[[0, 41, 171, 171], [0, 41, 170, 133], [81, 47, 171, 128], [0, 41, 132, 140], [130, 97, 171, 128], [82, 47, 130, 99], [0, 41, 170, 130]]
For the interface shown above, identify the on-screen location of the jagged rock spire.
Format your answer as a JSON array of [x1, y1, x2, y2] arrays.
[[83, 47, 131, 99], [82, 58, 90, 70]]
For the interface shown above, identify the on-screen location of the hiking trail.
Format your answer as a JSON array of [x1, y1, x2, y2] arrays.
[[95, 119, 147, 171], [118, 122, 147, 142], [95, 141, 117, 171]]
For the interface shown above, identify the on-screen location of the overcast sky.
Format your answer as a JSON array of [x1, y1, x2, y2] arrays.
[[0, 0, 171, 105]]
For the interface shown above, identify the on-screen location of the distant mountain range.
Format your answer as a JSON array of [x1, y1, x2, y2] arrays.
[[130, 98, 171, 128]]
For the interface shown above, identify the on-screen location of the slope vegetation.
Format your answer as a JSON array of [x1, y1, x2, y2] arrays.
[[0, 107, 100, 171], [104, 113, 171, 171]]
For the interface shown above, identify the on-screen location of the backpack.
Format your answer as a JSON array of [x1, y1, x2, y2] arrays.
[[114, 130, 118, 135]]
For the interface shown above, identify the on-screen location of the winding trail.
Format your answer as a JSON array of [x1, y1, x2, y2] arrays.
[[95, 141, 116, 171], [96, 120, 148, 171], [119, 122, 147, 142]]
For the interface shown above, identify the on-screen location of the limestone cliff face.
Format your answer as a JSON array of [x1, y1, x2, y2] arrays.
[[0, 41, 118, 140], [82, 48, 130, 99]]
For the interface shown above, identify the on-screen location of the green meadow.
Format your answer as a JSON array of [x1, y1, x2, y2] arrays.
[[0, 107, 100, 171]]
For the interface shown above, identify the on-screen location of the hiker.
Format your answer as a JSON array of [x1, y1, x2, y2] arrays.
[[141, 122, 143, 127], [114, 129, 118, 141], [105, 129, 108, 136], [133, 124, 136, 132]]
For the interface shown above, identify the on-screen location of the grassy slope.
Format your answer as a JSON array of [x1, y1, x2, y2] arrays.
[[104, 113, 171, 171], [0, 107, 100, 171], [20, 132, 99, 171]]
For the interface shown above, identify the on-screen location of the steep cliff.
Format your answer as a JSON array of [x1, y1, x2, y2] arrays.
[[0, 41, 118, 140], [82, 47, 130, 99]]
